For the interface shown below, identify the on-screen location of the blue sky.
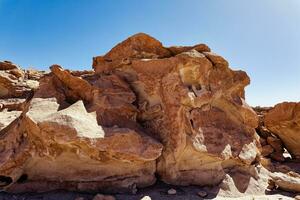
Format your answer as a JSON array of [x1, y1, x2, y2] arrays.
[[0, 0, 299, 106]]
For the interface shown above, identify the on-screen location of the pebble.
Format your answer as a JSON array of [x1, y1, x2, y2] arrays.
[[74, 197, 85, 200], [295, 195, 300, 200], [132, 185, 138, 194], [93, 194, 116, 200], [197, 191, 207, 197], [105, 196, 116, 200], [167, 188, 177, 195], [140, 196, 152, 200]]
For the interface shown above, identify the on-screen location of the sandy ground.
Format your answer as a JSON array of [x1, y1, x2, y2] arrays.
[[0, 182, 296, 200]]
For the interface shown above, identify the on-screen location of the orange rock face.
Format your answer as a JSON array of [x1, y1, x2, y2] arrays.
[[265, 102, 300, 159], [0, 33, 274, 194], [0, 63, 162, 193], [93, 33, 260, 186], [0, 61, 42, 99]]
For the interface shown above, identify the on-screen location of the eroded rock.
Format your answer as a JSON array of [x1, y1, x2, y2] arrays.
[[270, 172, 300, 192], [1, 33, 299, 197], [0, 61, 43, 99], [265, 102, 300, 159], [93, 33, 260, 186], [0, 63, 162, 193]]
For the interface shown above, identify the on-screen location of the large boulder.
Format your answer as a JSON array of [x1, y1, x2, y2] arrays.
[[264, 102, 300, 159], [0, 64, 162, 193], [93, 33, 260, 186]]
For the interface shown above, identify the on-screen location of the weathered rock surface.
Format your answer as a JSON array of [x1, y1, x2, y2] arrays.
[[0, 61, 42, 99], [0, 33, 300, 198], [0, 109, 22, 131], [0, 64, 162, 193], [270, 171, 300, 192], [0, 61, 45, 134], [93, 33, 260, 186], [264, 102, 300, 159], [254, 106, 286, 162]]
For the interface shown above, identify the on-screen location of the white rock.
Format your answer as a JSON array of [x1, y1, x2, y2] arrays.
[[167, 188, 177, 195], [140, 196, 151, 200]]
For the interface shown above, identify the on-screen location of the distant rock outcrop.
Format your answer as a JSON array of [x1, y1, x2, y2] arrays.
[[0, 61, 42, 99], [265, 102, 300, 159]]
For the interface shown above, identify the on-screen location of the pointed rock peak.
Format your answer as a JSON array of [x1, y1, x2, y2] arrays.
[[92, 33, 172, 72], [49, 64, 93, 102], [50, 64, 63, 72], [92, 33, 213, 74], [58, 100, 87, 114], [105, 32, 171, 60], [0, 60, 19, 70]]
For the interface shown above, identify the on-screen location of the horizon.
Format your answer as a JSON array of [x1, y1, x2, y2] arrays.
[[0, 0, 299, 107]]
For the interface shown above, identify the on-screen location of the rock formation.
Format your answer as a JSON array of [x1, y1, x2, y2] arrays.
[[264, 102, 300, 160], [254, 106, 286, 162], [93, 33, 260, 187], [254, 104, 300, 193], [0, 33, 300, 197], [0, 61, 41, 99], [0, 64, 162, 193]]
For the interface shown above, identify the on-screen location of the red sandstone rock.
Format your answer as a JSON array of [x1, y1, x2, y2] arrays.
[[267, 136, 284, 153], [0, 67, 162, 193], [93, 33, 171, 73], [0, 61, 42, 98], [265, 102, 300, 159], [0, 61, 19, 70], [1, 33, 300, 196], [261, 145, 274, 157], [93, 33, 260, 186], [167, 44, 210, 55], [93, 194, 115, 200]]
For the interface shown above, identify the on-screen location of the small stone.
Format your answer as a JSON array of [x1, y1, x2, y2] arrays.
[[197, 191, 207, 197], [104, 195, 116, 200], [93, 194, 115, 200], [294, 195, 300, 200], [270, 151, 285, 162], [93, 194, 105, 200], [167, 188, 177, 195], [261, 145, 274, 157], [259, 137, 267, 146], [140, 196, 151, 200], [267, 179, 276, 190], [131, 183, 138, 194], [74, 197, 85, 200], [267, 136, 283, 152]]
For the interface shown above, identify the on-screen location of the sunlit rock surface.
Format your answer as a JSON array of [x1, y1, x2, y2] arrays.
[[0, 34, 300, 197], [93, 33, 260, 187]]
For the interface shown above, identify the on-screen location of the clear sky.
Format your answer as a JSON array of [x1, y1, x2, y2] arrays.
[[0, 0, 299, 106]]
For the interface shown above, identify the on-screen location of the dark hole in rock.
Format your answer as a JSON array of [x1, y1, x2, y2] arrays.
[[0, 175, 13, 187], [190, 119, 194, 128], [17, 174, 28, 183], [194, 83, 202, 90]]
